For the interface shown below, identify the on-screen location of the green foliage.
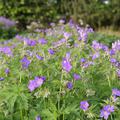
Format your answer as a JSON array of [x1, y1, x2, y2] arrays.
[[0, 0, 120, 29], [88, 32, 120, 47], [0, 0, 59, 28], [0, 27, 17, 40], [58, 0, 120, 29], [0, 22, 120, 120]]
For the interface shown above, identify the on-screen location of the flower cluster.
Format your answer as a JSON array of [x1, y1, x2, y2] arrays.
[[0, 46, 12, 56], [28, 76, 46, 92], [0, 16, 16, 29], [62, 53, 72, 72], [80, 101, 89, 111], [1, 20, 120, 120], [100, 105, 114, 120], [20, 56, 31, 69]]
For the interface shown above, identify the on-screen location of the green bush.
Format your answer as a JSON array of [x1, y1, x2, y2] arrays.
[[0, 0, 120, 29], [0, 0, 60, 29], [0, 16, 17, 40], [59, 0, 120, 29]]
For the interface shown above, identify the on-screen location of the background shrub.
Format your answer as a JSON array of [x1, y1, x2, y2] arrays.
[[0, 0, 120, 29], [0, 0, 60, 29], [0, 17, 17, 39]]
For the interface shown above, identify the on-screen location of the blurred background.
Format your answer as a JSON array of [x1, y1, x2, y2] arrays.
[[0, 0, 120, 39]]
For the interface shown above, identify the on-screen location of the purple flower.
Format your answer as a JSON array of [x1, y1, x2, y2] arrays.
[[67, 82, 73, 89], [74, 73, 81, 80], [62, 58, 72, 72], [20, 56, 31, 69], [28, 76, 45, 92], [78, 30, 88, 42], [109, 49, 115, 56], [38, 38, 47, 45], [50, 22, 55, 27], [63, 32, 71, 39], [36, 54, 44, 60], [77, 27, 93, 42], [5, 68, 10, 74], [101, 44, 108, 51], [115, 62, 120, 68], [69, 19, 74, 27], [36, 115, 41, 120], [92, 52, 100, 60], [80, 101, 89, 111], [34, 76, 45, 88], [40, 76, 46, 81], [112, 95, 117, 102], [100, 105, 114, 120], [112, 40, 120, 52], [0, 16, 15, 29], [59, 19, 65, 24], [110, 58, 117, 63], [0, 77, 4, 81], [104, 105, 114, 113], [48, 49, 55, 55], [74, 43, 79, 47], [112, 88, 120, 97], [66, 52, 71, 61], [80, 58, 86, 63], [92, 41, 102, 50], [28, 80, 37, 92], [83, 63, 89, 68], [100, 109, 110, 120], [117, 69, 120, 77], [15, 35, 23, 41], [27, 40, 36, 46], [62, 53, 72, 72], [1, 46, 12, 56]]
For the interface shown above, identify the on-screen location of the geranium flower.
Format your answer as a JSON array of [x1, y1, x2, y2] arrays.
[[112, 88, 120, 97], [67, 82, 73, 90], [36, 54, 44, 60], [36, 115, 41, 120], [38, 38, 47, 45], [48, 49, 55, 55], [100, 105, 114, 120], [20, 56, 31, 69], [73, 73, 81, 80], [28, 76, 46, 92], [62, 58, 72, 72], [100, 109, 110, 120], [80, 101, 89, 111], [0, 77, 4, 81]]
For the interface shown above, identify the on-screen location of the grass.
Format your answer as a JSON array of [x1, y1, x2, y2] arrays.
[[97, 28, 120, 37]]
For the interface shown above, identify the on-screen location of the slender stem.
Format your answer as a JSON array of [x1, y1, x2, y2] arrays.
[[20, 72, 21, 83], [107, 74, 111, 87], [20, 108, 23, 120], [63, 114, 64, 120], [58, 70, 64, 120]]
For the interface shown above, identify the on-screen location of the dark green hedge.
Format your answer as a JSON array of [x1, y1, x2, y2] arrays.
[[59, 0, 120, 30], [0, 0, 120, 29], [0, 0, 60, 29]]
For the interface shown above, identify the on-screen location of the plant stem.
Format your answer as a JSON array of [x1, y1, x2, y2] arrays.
[[107, 74, 111, 87], [20, 109, 23, 120]]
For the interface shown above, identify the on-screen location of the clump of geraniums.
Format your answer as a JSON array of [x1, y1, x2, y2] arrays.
[[100, 105, 114, 120], [1, 20, 120, 120], [99, 88, 120, 120]]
